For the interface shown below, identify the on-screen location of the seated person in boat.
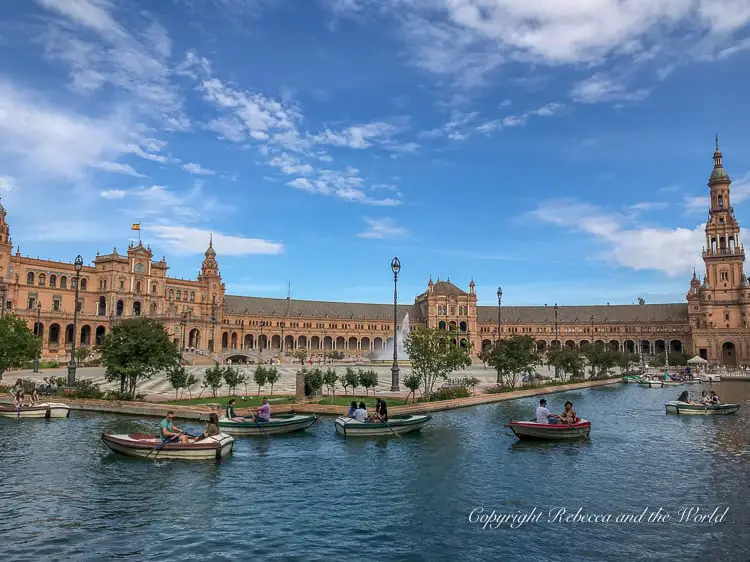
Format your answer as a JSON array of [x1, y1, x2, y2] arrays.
[[191, 413, 220, 441], [709, 390, 721, 405], [677, 390, 694, 404], [225, 399, 245, 421], [353, 401, 368, 422], [346, 401, 358, 418], [698, 390, 711, 404], [368, 399, 388, 423], [536, 399, 559, 424], [250, 398, 271, 423], [558, 401, 577, 424], [160, 410, 191, 443]]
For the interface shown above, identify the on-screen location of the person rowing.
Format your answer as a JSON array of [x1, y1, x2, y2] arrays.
[[249, 398, 271, 423], [159, 410, 191, 443], [535, 399, 559, 424]]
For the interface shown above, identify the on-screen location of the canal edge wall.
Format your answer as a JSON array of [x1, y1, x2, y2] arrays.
[[54, 377, 621, 420]]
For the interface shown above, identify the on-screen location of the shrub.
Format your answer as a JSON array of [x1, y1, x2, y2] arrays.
[[484, 385, 515, 394], [66, 379, 104, 399], [428, 386, 471, 401]]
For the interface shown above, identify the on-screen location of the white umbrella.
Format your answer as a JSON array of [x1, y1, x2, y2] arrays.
[[687, 355, 708, 364]]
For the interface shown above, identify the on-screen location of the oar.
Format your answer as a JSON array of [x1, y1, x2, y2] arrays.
[[147, 433, 181, 458], [567, 420, 590, 440]]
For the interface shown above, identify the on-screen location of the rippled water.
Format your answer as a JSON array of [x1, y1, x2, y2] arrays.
[[2, 382, 749, 561]]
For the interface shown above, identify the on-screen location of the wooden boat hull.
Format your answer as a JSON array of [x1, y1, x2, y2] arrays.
[[101, 432, 234, 460], [218, 414, 317, 435], [0, 402, 70, 419], [665, 401, 740, 415], [638, 380, 664, 388], [506, 419, 591, 440], [699, 374, 721, 383], [334, 414, 431, 437], [622, 376, 642, 384], [661, 381, 682, 387]]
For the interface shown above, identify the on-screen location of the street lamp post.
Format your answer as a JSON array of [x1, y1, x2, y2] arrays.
[[496, 286, 502, 344], [33, 301, 41, 373], [67, 255, 83, 386], [554, 303, 559, 378], [209, 301, 216, 353], [259, 320, 264, 364], [590, 314, 595, 342], [180, 311, 189, 361], [390, 256, 401, 392]]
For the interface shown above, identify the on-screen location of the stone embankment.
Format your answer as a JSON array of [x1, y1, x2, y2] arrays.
[[59, 377, 620, 420]]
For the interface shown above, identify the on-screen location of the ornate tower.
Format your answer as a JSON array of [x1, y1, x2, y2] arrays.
[[0, 196, 12, 282], [198, 235, 225, 335], [688, 137, 749, 366], [199, 234, 220, 280]]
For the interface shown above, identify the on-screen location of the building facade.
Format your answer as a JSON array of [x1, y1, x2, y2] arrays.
[[0, 141, 745, 366]]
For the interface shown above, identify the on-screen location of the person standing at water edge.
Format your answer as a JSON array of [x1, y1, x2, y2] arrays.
[[160, 411, 190, 443]]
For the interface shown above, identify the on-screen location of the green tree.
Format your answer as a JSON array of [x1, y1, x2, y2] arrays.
[[359, 369, 378, 396], [404, 327, 471, 399], [466, 376, 480, 395], [293, 349, 308, 365], [166, 365, 190, 399], [341, 367, 359, 395], [253, 365, 268, 395], [617, 351, 639, 373], [486, 335, 539, 388], [304, 367, 324, 396], [75, 346, 91, 364], [0, 316, 40, 381], [403, 373, 421, 404], [547, 347, 585, 380], [651, 351, 689, 367], [265, 367, 281, 395], [100, 318, 180, 398], [223, 366, 246, 395], [328, 350, 344, 361], [323, 368, 338, 397], [202, 365, 224, 398], [184, 371, 198, 399]]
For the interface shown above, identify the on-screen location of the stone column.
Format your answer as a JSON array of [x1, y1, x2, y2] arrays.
[[295, 370, 305, 403]]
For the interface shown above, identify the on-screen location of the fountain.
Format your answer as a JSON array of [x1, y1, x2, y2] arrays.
[[376, 313, 410, 360]]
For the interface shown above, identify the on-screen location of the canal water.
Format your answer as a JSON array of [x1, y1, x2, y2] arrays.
[[2, 382, 749, 561]]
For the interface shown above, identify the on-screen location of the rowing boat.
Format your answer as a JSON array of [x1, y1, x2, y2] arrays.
[[505, 419, 591, 440], [638, 379, 664, 388], [622, 375, 642, 384], [101, 432, 235, 460], [334, 414, 431, 437], [218, 414, 317, 435], [0, 402, 70, 419], [664, 401, 740, 415]]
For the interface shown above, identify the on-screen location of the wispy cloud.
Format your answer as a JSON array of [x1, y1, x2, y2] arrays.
[[571, 74, 650, 104], [0, 176, 16, 192], [94, 161, 147, 178], [357, 217, 409, 239], [182, 162, 215, 175], [146, 225, 283, 256]]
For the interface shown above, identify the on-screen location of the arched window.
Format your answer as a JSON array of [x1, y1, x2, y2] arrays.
[[150, 302, 157, 314], [136, 281, 141, 294], [116, 300, 124, 316], [190, 291, 195, 301], [27, 272, 34, 285], [718, 195, 724, 208], [151, 283, 157, 294], [169, 289, 174, 300], [176, 290, 181, 300], [49, 274, 57, 287], [80, 278, 87, 290], [38, 273, 46, 286], [60, 276, 67, 289], [133, 301, 141, 316]]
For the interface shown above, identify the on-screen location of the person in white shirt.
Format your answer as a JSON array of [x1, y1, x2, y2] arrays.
[[535, 398, 558, 424], [353, 402, 368, 422]]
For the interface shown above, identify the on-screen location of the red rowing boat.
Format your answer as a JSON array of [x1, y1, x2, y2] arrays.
[[505, 418, 591, 440]]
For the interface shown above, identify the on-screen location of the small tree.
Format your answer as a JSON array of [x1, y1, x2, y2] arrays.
[[166, 365, 190, 399], [253, 365, 268, 396], [0, 315, 40, 381], [223, 366, 245, 395], [466, 376, 480, 395], [265, 367, 281, 395], [184, 371, 198, 399], [547, 347, 585, 380], [359, 369, 378, 396], [304, 367, 324, 396], [403, 373, 421, 404], [486, 335, 539, 389], [202, 365, 224, 398], [101, 318, 180, 398], [293, 349, 308, 365], [323, 368, 338, 397], [341, 367, 359, 395], [328, 350, 344, 361], [75, 346, 91, 364], [404, 327, 472, 399]]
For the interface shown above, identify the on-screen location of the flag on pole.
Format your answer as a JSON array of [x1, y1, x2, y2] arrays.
[[131, 223, 141, 231]]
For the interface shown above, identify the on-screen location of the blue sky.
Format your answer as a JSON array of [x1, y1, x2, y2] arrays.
[[1, 0, 750, 307]]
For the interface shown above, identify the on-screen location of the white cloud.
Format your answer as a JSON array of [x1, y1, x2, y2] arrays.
[[571, 74, 650, 104], [683, 171, 750, 213], [313, 122, 400, 149], [531, 199, 705, 275], [94, 161, 147, 177], [100, 189, 126, 199], [182, 162, 215, 175], [474, 102, 565, 136], [146, 225, 283, 256], [0, 176, 16, 192], [269, 153, 314, 176], [357, 217, 409, 239]]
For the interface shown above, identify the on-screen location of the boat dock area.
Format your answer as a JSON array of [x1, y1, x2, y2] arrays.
[[22, 378, 621, 420]]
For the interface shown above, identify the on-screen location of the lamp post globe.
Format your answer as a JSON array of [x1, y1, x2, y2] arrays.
[[68, 255, 84, 386], [496, 286, 503, 342], [33, 301, 42, 373], [390, 256, 401, 392]]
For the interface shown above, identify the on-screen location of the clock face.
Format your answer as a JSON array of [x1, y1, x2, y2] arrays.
[[134, 263, 145, 274]]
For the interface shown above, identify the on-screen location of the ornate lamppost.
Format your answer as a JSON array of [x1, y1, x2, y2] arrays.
[[259, 320, 264, 363], [496, 286, 503, 343], [209, 301, 216, 353], [0, 276, 7, 317], [554, 302, 559, 378], [33, 300, 41, 373], [390, 256, 401, 392], [180, 310, 189, 361], [67, 255, 83, 386], [590, 314, 595, 342]]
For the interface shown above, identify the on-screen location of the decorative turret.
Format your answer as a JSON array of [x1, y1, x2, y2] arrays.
[[199, 234, 220, 278], [0, 195, 11, 248], [428, 277, 434, 293], [469, 279, 475, 294], [709, 134, 731, 186]]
